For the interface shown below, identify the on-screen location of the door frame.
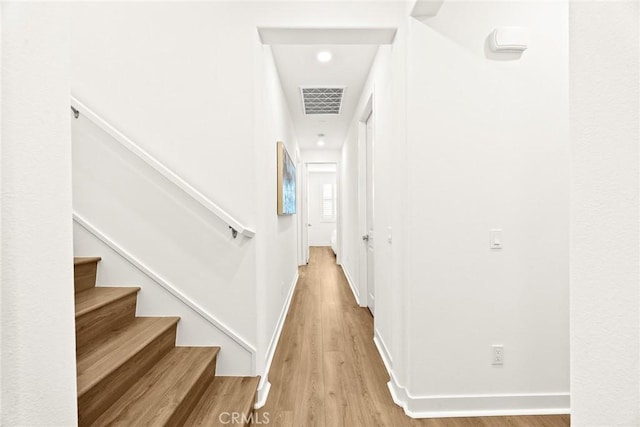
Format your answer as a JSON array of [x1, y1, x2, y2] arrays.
[[300, 161, 340, 265], [358, 93, 374, 309]]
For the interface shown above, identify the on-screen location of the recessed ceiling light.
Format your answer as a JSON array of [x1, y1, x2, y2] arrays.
[[317, 140, 326, 147], [317, 51, 332, 63]]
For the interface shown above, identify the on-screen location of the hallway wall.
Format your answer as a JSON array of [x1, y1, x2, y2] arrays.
[[254, 44, 300, 401], [569, 1, 640, 425], [70, 2, 261, 369], [404, 1, 570, 414], [1, 3, 78, 424], [340, 32, 408, 397], [340, 120, 361, 302], [341, 0, 570, 418]]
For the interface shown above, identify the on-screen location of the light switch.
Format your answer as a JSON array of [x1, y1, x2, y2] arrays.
[[490, 229, 503, 249]]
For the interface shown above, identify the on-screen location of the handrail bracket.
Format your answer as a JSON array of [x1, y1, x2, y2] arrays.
[[229, 226, 238, 239]]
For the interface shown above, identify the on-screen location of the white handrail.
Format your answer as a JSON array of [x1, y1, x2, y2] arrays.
[[70, 96, 255, 239]]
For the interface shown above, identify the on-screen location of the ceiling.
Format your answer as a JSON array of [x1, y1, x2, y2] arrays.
[[271, 44, 379, 151]]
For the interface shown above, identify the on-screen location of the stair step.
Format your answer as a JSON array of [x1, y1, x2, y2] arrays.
[[184, 376, 260, 427], [75, 286, 140, 351], [91, 346, 220, 426], [74, 256, 102, 266], [77, 316, 179, 426], [73, 257, 101, 293]]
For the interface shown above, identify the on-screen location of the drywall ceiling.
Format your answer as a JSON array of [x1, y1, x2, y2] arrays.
[[259, 27, 397, 45], [271, 44, 379, 150]]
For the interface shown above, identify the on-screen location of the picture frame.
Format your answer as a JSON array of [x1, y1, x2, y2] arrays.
[[277, 141, 296, 215]]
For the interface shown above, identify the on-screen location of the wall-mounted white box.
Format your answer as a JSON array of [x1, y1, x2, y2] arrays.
[[489, 27, 529, 53]]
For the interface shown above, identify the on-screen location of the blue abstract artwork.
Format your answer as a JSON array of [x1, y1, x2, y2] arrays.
[[277, 141, 296, 215]]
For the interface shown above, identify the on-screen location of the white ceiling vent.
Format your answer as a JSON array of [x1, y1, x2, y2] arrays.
[[300, 87, 345, 115]]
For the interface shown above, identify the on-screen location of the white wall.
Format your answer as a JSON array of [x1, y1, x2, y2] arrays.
[[388, 21, 410, 394], [301, 150, 341, 164], [71, 5, 262, 370], [70, 2, 259, 224], [1, 3, 78, 424], [341, 120, 363, 303], [0, 4, 3, 417], [253, 44, 300, 403], [340, 1, 571, 417], [338, 32, 415, 421], [340, 40, 401, 378], [570, 1, 640, 425], [404, 1, 569, 414]]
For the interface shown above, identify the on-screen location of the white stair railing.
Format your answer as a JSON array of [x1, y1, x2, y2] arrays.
[[70, 97, 255, 239]]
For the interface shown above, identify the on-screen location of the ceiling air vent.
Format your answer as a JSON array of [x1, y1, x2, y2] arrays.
[[300, 87, 345, 115]]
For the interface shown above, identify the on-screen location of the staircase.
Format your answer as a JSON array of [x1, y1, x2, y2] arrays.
[[74, 257, 259, 426]]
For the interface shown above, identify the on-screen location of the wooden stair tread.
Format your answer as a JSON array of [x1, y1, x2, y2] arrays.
[[184, 376, 260, 426], [74, 256, 102, 266], [91, 346, 220, 426], [75, 286, 140, 318], [77, 316, 179, 396]]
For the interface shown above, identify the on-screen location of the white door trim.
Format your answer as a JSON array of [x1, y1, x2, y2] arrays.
[[358, 93, 374, 309]]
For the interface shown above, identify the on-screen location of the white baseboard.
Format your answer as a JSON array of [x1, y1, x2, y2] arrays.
[[373, 329, 393, 373], [255, 381, 271, 409], [340, 264, 360, 305], [374, 327, 570, 419], [387, 371, 570, 418], [255, 271, 300, 409]]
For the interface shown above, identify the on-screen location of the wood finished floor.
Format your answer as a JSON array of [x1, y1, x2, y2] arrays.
[[258, 247, 570, 427]]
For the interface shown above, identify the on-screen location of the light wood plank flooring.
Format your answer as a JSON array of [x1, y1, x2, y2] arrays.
[[258, 247, 570, 427]]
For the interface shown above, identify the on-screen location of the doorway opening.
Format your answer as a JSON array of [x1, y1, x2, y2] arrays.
[[302, 162, 338, 265]]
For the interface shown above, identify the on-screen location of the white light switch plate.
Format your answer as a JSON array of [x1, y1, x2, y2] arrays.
[[490, 229, 503, 249]]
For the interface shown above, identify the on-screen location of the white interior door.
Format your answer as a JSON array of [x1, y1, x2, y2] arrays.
[[302, 163, 310, 264], [308, 170, 337, 247], [365, 112, 375, 314]]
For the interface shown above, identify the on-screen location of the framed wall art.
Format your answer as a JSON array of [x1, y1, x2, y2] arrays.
[[277, 141, 296, 215]]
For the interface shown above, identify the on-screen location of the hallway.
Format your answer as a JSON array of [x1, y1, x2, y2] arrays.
[[259, 247, 571, 427]]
